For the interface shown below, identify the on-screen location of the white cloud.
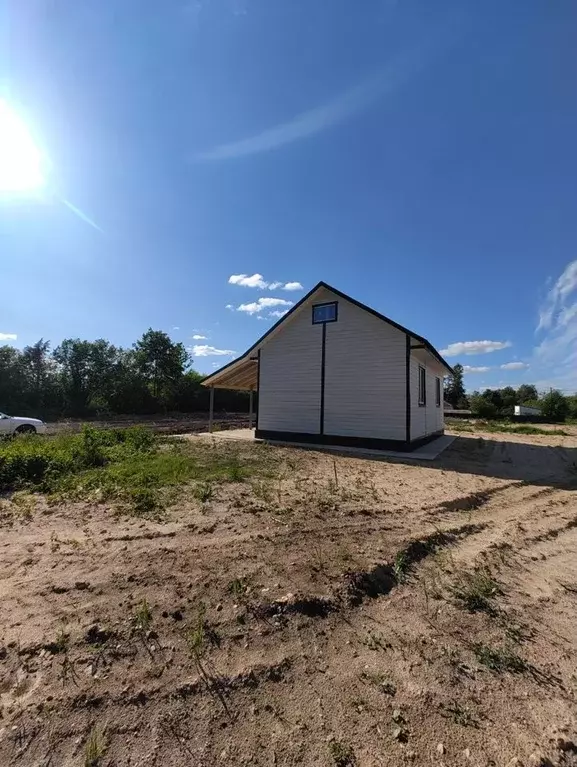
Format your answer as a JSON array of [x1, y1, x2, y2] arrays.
[[440, 340, 512, 357], [225, 304, 234, 310], [191, 334, 207, 340], [463, 365, 491, 373], [0, 332, 17, 341], [227, 273, 303, 292], [172, 326, 180, 330], [228, 273, 268, 289], [191, 345, 235, 357], [269, 309, 289, 318], [194, 38, 441, 161], [537, 259, 577, 331], [500, 362, 529, 371], [237, 297, 293, 315], [533, 259, 577, 390]]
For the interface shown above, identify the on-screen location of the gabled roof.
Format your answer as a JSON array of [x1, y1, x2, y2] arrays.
[[202, 281, 453, 388]]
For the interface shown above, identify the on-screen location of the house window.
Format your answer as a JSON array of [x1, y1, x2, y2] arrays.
[[312, 302, 338, 324], [418, 366, 426, 406], [435, 377, 441, 407]]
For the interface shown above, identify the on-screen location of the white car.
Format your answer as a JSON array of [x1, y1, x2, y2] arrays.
[[0, 412, 47, 436]]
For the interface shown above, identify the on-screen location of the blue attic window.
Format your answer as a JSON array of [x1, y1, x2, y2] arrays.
[[312, 302, 338, 324]]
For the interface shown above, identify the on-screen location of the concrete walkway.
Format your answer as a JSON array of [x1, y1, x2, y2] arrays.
[[189, 429, 455, 461]]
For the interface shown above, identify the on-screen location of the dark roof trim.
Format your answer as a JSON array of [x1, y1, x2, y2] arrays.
[[202, 281, 453, 385]]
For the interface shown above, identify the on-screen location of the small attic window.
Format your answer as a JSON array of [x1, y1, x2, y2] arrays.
[[312, 302, 338, 324]]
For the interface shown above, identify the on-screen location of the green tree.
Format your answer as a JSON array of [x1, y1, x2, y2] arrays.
[[481, 388, 503, 411], [539, 390, 569, 422], [0, 346, 25, 412], [567, 394, 577, 420], [499, 386, 518, 413], [53, 339, 120, 414], [517, 384, 538, 403], [133, 329, 189, 402], [444, 363, 465, 408]]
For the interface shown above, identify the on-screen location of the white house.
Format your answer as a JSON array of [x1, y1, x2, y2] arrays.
[[202, 282, 453, 451]]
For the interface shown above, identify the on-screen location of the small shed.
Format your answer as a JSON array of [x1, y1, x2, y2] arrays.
[[202, 282, 453, 452]]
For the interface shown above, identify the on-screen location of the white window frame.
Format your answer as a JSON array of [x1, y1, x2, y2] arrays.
[[435, 377, 441, 407]]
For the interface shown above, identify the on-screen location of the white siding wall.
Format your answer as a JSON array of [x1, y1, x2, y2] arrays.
[[258, 306, 323, 433], [322, 290, 406, 440], [410, 355, 444, 440], [259, 287, 406, 441]]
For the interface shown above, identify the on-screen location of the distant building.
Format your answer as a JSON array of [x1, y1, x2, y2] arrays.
[[514, 405, 541, 417]]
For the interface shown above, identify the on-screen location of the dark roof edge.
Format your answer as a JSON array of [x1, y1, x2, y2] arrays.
[[202, 281, 453, 386]]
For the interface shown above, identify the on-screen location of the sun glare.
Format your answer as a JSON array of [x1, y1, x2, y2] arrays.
[[0, 99, 45, 194]]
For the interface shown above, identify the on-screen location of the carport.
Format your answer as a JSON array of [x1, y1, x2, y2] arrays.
[[203, 355, 258, 432]]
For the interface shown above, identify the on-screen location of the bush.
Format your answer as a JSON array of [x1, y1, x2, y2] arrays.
[[0, 426, 157, 493], [470, 395, 498, 419]]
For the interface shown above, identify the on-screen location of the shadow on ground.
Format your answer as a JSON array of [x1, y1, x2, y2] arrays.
[[288, 435, 577, 490]]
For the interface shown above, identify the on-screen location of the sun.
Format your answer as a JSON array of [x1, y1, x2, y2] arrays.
[[0, 99, 46, 194]]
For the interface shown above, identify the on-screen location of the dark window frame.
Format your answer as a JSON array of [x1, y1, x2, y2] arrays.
[[312, 301, 338, 325], [418, 365, 426, 407], [435, 377, 441, 407]]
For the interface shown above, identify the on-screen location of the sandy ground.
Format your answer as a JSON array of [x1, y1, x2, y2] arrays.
[[0, 429, 576, 766]]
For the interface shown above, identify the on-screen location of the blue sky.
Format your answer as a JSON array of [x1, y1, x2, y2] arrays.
[[1, 0, 576, 392]]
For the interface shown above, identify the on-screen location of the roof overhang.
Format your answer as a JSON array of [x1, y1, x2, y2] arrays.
[[202, 356, 258, 390]]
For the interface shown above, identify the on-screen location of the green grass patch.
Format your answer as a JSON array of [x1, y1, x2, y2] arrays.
[[447, 420, 567, 436], [479, 422, 567, 436], [1, 426, 280, 514]]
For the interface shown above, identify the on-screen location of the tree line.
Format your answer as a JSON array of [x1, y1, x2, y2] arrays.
[[444, 363, 577, 421], [2, 337, 575, 423], [0, 331, 249, 420]]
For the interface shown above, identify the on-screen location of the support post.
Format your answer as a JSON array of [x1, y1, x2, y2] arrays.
[[249, 389, 254, 430], [208, 387, 214, 433]]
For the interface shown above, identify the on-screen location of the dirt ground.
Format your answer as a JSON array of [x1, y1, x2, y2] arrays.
[[45, 413, 249, 436], [1, 429, 576, 766]]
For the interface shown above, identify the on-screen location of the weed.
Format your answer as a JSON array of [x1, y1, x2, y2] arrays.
[[227, 578, 248, 601], [84, 725, 107, 767], [503, 620, 533, 644], [452, 570, 501, 612], [328, 740, 356, 766], [311, 542, 325, 573], [363, 631, 388, 651], [392, 550, 409, 583], [226, 462, 246, 482], [473, 643, 527, 673], [251, 479, 273, 503], [128, 487, 159, 515], [360, 670, 396, 695], [186, 603, 207, 659], [193, 481, 214, 503], [54, 627, 69, 654], [10, 491, 35, 520], [132, 599, 153, 633], [442, 700, 479, 727]]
